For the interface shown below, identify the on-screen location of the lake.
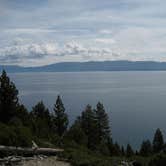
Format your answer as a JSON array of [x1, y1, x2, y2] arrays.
[[9, 71, 166, 149]]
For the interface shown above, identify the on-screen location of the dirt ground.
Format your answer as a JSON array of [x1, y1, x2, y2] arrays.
[[21, 156, 70, 166]]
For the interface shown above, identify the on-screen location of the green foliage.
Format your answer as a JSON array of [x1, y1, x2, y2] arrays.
[[12, 125, 32, 147], [81, 104, 97, 149], [153, 128, 164, 153], [0, 123, 32, 147], [95, 102, 110, 144], [126, 144, 134, 157], [96, 141, 110, 156], [33, 135, 60, 148], [121, 146, 125, 156], [31, 101, 50, 120], [60, 146, 113, 166], [113, 142, 122, 156], [13, 104, 29, 126], [53, 95, 68, 137], [107, 139, 125, 156], [148, 154, 166, 166], [140, 140, 152, 156], [0, 123, 16, 146], [79, 102, 111, 152], [0, 70, 19, 123], [65, 117, 88, 146], [107, 137, 115, 156], [30, 101, 52, 138]]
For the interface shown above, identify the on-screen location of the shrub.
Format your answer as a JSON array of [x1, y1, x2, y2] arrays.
[[0, 123, 32, 147], [60, 146, 112, 166], [148, 154, 166, 166]]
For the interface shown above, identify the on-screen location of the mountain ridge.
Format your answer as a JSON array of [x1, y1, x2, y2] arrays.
[[1, 60, 166, 72]]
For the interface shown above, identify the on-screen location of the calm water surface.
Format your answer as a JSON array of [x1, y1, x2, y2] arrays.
[[9, 71, 166, 149]]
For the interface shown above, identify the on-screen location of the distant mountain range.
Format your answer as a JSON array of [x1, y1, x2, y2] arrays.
[[1, 61, 166, 72]]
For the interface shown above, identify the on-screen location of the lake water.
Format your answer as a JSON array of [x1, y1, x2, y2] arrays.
[[9, 71, 166, 149]]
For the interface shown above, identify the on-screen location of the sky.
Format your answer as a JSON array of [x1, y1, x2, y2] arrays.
[[0, 0, 166, 66]]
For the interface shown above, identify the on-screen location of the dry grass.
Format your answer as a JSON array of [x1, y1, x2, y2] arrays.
[[21, 156, 70, 166]]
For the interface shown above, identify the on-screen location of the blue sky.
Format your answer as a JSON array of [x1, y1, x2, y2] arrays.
[[0, 0, 166, 66]]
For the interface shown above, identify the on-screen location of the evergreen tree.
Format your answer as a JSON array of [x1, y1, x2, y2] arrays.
[[81, 104, 97, 149], [66, 117, 87, 146], [121, 145, 125, 156], [126, 144, 134, 157], [107, 137, 114, 156], [135, 150, 139, 156], [95, 102, 110, 144], [31, 101, 50, 120], [153, 128, 164, 153], [30, 101, 51, 138], [140, 139, 152, 156], [0, 70, 19, 123], [113, 142, 121, 156], [53, 95, 68, 137], [10, 104, 29, 126], [16, 104, 29, 126], [107, 139, 122, 156]]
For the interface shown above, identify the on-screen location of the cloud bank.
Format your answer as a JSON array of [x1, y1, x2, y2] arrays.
[[0, 40, 120, 66], [1, 0, 166, 66]]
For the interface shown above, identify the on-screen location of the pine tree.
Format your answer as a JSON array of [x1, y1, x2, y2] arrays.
[[153, 128, 164, 153], [95, 102, 110, 143], [0, 70, 19, 123], [81, 104, 97, 149], [126, 144, 134, 157], [121, 145, 125, 156], [107, 137, 114, 156], [30, 101, 51, 138], [31, 101, 50, 120], [12, 104, 29, 126], [113, 142, 121, 156], [140, 139, 152, 156], [66, 117, 87, 145], [53, 95, 68, 137]]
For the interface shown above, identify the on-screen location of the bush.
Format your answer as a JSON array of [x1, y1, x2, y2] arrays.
[[148, 154, 166, 166], [0, 123, 32, 147], [60, 146, 113, 166], [13, 125, 32, 147], [0, 123, 16, 146]]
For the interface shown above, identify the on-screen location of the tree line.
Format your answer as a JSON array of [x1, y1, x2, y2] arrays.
[[0, 70, 165, 158]]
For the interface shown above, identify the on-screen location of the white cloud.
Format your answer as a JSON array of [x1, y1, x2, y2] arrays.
[[112, 27, 166, 55], [98, 29, 112, 34], [1, 0, 166, 66], [3, 28, 58, 34], [0, 40, 121, 66], [95, 38, 116, 44], [0, 42, 59, 61]]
